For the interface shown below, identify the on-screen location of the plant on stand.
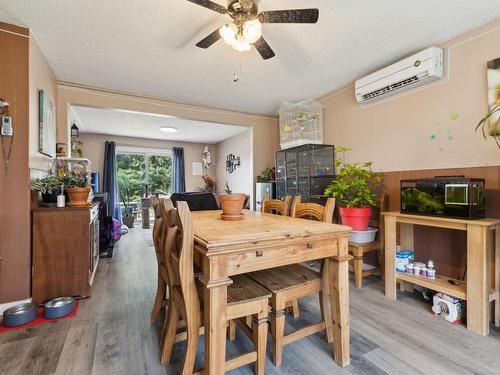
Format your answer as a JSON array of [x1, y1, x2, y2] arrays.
[[219, 182, 246, 221], [324, 147, 381, 230], [121, 186, 135, 228], [31, 176, 63, 204], [63, 172, 91, 207], [256, 165, 276, 183]]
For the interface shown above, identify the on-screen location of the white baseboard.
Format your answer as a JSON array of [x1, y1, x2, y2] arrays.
[[0, 298, 32, 317]]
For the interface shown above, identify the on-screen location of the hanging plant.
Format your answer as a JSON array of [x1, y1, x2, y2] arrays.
[[476, 102, 500, 148]]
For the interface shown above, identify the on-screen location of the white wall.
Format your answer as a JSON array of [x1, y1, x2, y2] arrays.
[[215, 129, 254, 208]]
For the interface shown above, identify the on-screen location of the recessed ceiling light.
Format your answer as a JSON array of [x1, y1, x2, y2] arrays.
[[160, 126, 178, 133]]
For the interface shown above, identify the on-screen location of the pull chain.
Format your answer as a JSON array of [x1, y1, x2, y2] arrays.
[[1, 135, 13, 177]]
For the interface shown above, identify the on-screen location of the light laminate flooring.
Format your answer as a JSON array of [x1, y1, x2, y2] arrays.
[[1, 227, 499, 375]]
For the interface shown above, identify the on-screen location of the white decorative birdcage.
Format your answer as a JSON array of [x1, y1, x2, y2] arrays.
[[279, 99, 323, 150]]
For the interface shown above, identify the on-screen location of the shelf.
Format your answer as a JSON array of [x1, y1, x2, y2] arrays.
[[396, 272, 467, 300]]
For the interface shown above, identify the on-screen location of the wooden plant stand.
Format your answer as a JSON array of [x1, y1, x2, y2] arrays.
[[383, 211, 500, 336]]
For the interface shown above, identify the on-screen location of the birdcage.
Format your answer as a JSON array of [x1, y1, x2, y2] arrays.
[[279, 99, 323, 150]]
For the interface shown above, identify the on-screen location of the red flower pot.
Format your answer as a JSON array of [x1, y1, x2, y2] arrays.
[[339, 207, 372, 231]]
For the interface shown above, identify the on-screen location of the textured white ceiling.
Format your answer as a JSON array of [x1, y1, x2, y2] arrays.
[[1, 1, 500, 114], [71, 105, 249, 144]]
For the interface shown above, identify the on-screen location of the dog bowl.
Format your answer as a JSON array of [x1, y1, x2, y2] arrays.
[[2, 302, 38, 327], [44, 297, 75, 319]]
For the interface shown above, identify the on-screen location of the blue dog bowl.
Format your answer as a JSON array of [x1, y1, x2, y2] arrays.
[[2, 302, 38, 327], [44, 297, 75, 319]]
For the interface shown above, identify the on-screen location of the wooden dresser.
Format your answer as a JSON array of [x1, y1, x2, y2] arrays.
[[32, 202, 99, 304]]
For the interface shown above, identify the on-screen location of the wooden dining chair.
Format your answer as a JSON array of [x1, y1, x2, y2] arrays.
[[262, 195, 293, 216], [261, 195, 300, 318], [151, 196, 169, 322], [249, 196, 336, 367], [348, 193, 388, 288], [160, 201, 271, 375]]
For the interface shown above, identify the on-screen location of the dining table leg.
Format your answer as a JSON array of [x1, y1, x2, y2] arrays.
[[203, 277, 232, 375], [330, 236, 351, 367]]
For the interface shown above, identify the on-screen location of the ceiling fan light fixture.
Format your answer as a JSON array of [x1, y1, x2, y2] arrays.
[[243, 19, 262, 44], [159, 126, 178, 133], [234, 35, 252, 52], [219, 23, 238, 45]]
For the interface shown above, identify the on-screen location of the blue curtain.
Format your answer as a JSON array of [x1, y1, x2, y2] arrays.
[[103, 141, 122, 221], [172, 147, 186, 193]]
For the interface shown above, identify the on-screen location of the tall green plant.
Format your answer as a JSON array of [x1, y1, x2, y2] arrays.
[[476, 102, 500, 148], [324, 147, 381, 208]]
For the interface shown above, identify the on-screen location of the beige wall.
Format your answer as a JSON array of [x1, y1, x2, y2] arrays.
[[29, 37, 57, 174], [57, 84, 279, 201], [215, 130, 253, 207], [319, 18, 500, 172], [79, 133, 215, 193]]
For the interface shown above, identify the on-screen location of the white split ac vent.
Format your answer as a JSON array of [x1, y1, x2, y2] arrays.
[[355, 47, 443, 104]]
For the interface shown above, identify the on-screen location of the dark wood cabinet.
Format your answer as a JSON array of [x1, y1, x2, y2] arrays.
[[31, 203, 99, 304]]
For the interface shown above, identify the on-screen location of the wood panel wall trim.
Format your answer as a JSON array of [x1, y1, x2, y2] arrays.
[[0, 22, 29, 37]]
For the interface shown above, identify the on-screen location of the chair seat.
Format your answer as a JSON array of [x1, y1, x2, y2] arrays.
[[248, 264, 321, 293], [196, 275, 271, 306]]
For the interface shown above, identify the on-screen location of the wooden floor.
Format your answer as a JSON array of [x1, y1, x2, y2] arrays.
[[1, 227, 499, 375]]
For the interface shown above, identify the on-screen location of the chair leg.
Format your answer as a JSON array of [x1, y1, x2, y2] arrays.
[[161, 302, 180, 365], [181, 318, 200, 375], [252, 313, 269, 375], [320, 259, 334, 344], [353, 256, 363, 288], [151, 275, 166, 322], [377, 248, 385, 280], [290, 300, 300, 319], [271, 309, 285, 367], [228, 319, 237, 341]]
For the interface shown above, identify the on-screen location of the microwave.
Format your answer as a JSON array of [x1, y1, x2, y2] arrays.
[[400, 177, 485, 219]]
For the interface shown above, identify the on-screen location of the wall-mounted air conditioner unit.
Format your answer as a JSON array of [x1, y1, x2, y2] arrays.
[[355, 47, 443, 104]]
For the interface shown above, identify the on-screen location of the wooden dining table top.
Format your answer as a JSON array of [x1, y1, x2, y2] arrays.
[[191, 209, 352, 251]]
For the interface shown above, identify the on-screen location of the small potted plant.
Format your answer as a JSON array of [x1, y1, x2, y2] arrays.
[[64, 172, 91, 207], [31, 176, 63, 204], [219, 182, 246, 220], [256, 165, 276, 183], [324, 147, 381, 230], [197, 175, 216, 193], [121, 186, 135, 228]]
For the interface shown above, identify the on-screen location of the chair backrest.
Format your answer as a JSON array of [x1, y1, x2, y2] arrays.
[[151, 196, 163, 253], [291, 196, 336, 224], [163, 201, 200, 323], [262, 195, 293, 216]]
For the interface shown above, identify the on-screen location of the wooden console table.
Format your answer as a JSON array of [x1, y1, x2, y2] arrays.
[[383, 211, 500, 336]]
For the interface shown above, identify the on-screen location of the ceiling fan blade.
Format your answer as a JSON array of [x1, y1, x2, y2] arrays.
[[196, 29, 222, 49], [259, 9, 319, 24], [187, 0, 227, 14], [254, 37, 275, 60]]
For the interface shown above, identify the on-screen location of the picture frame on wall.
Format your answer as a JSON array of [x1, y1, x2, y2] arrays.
[[487, 57, 500, 136], [39, 89, 56, 157]]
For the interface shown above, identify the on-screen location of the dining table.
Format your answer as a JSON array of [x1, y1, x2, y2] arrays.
[[192, 209, 352, 375]]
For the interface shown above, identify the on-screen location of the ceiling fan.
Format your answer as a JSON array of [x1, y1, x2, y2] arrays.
[[187, 0, 319, 60]]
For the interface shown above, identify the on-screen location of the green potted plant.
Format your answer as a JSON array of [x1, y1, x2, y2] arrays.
[[121, 186, 135, 228], [63, 172, 91, 207], [219, 182, 246, 220], [31, 176, 63, 204], [476, 102, 500, 148], [324, 147, 381, 230], [256, 165, 276, 183]]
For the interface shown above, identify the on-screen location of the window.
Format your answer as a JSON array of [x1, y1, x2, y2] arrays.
[[116, 147, 172, 218]]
